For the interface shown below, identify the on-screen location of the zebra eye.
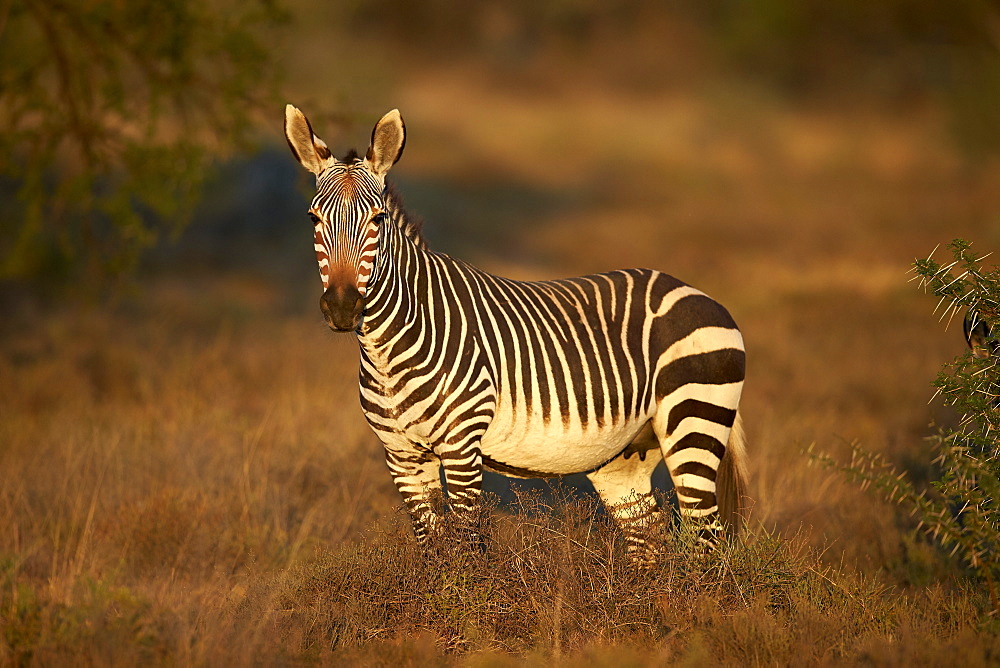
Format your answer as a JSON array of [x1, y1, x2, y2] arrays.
[[308, 212, 321, 225], [370, 209, 386, 225]]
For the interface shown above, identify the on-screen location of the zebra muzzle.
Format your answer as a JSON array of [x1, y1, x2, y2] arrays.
[[320, 283, 364, 332]]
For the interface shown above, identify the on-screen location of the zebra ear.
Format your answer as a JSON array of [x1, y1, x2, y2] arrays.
[[284, 104, 334, 175], [365, 109, 405, 176]]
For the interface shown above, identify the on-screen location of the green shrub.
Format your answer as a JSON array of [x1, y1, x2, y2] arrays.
[[815, 239, 1000, 614]]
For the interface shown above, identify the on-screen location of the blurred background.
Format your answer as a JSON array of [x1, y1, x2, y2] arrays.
[[2, 0, 1000, 592]]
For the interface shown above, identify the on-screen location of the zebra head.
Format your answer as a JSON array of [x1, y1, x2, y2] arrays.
[[284, 105, 406, 331], [964, 308, 997, 359]]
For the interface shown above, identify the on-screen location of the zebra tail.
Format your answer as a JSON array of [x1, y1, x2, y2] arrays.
[[718, 410, 749, 537]]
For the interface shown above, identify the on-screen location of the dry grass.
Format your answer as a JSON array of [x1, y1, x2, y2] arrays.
[[0, 279, 396, 663], [4, 16, 1000, 663], [255, 492, 992, 663]]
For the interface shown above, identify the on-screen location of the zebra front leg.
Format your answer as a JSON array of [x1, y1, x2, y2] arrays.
[[438, 443, 486, 550], [385, 448, 443, 548]]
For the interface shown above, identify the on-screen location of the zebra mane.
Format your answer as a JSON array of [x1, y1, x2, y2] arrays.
[[337, 148, 426, 249], [383, 180, 427, 250]]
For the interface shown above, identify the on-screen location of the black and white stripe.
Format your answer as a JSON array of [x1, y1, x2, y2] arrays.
[[285, 106, 749, 560]]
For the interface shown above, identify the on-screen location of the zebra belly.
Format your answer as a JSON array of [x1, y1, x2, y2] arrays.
[[478, 415, 651, 478]]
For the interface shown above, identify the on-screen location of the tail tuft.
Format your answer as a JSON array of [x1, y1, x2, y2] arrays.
[[718, 411, 749, 536]]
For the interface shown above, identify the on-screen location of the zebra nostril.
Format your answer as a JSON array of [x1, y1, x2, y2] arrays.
[[319, 293, 334, 321]]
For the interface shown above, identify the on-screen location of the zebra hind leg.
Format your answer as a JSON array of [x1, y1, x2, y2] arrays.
[[585, 426, 665, 566], [652, 382, 744, 551]]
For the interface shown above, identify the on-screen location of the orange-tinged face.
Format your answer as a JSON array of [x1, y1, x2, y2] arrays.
[[284, 104, 406, 332], [310, 159, 386, 331]]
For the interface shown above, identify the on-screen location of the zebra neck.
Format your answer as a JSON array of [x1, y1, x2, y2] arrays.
[[357, 219, 431, 355]]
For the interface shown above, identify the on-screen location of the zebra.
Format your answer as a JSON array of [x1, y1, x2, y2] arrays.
[[964, 309, 997, 359], [284, 105, 749, 560]]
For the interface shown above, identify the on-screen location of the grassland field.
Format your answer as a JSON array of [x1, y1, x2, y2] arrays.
[[3, 17, 1000, 664]]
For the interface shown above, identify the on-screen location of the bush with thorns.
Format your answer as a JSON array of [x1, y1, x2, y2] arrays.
[[815, 239, 1000, 614]]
